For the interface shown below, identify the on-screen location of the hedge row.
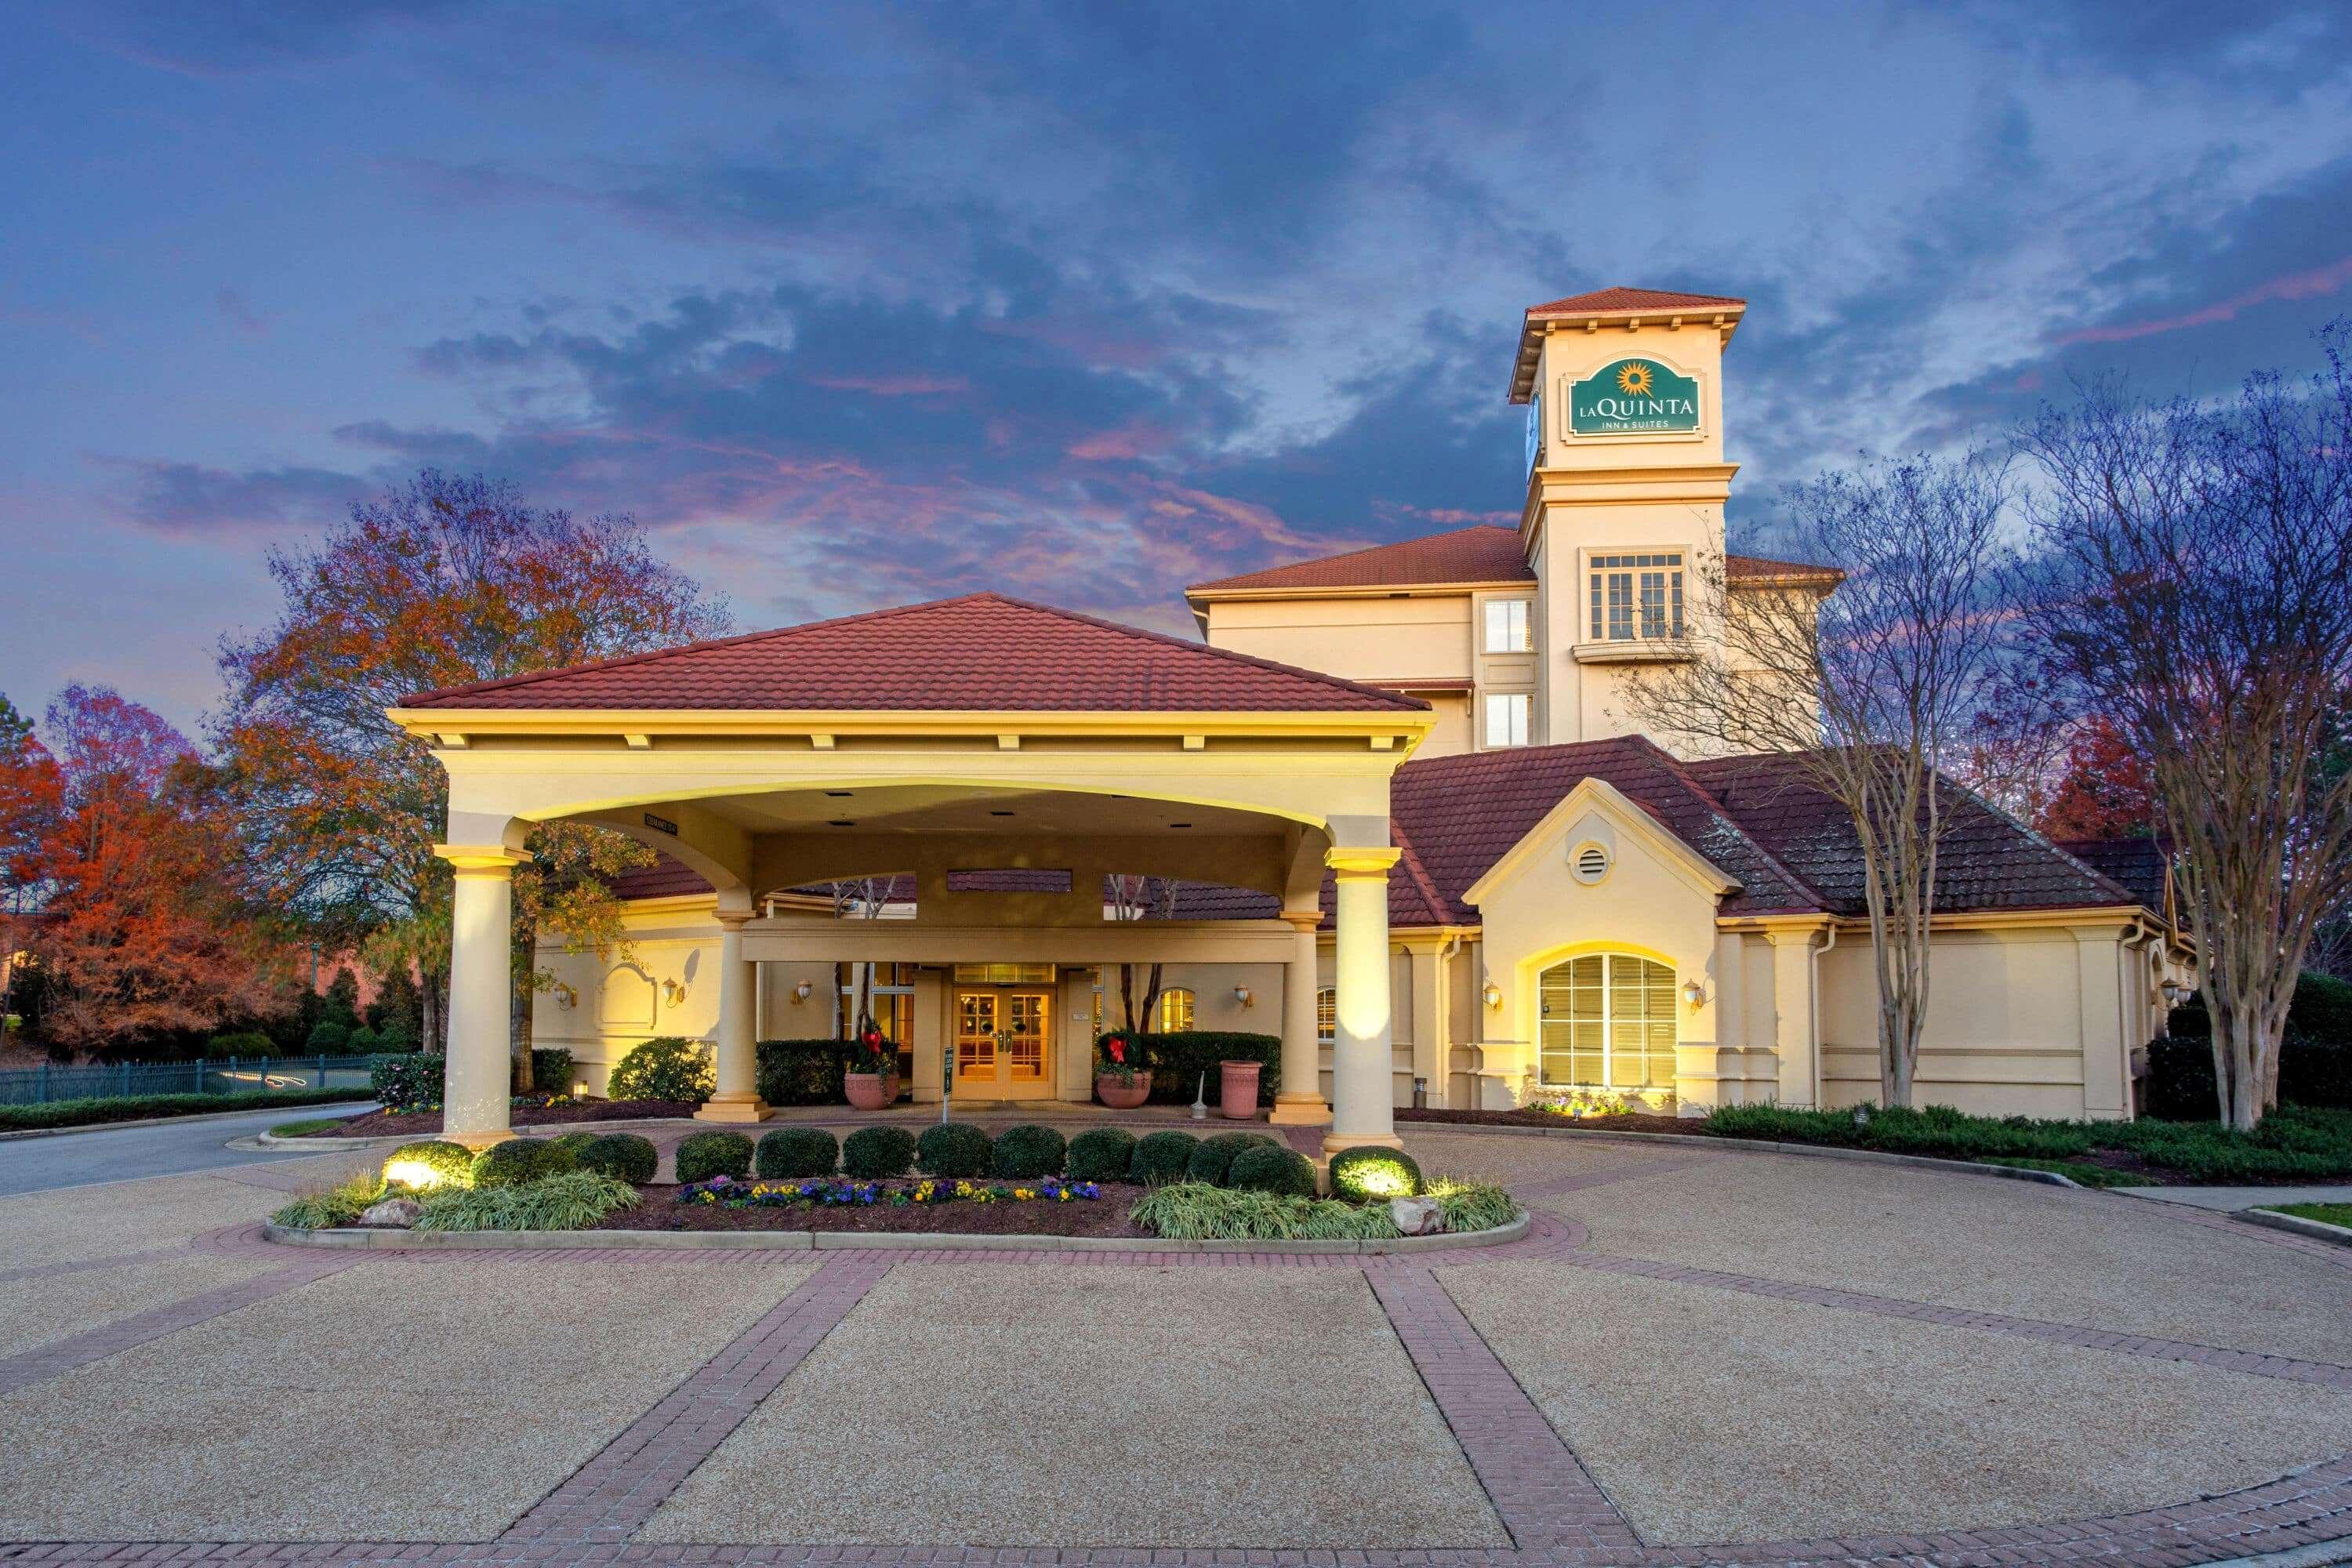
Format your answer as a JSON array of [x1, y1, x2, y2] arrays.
[[0, 1087, 362, 1134], [669, 1120, 1314, 1192], [2143, 1035, 2352, 1119], [1102, 1032, 1281, 1108], [756, 1039, 903, 1107]]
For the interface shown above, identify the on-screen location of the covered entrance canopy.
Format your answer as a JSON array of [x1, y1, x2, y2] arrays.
[[390, 593, 1436, 1156]]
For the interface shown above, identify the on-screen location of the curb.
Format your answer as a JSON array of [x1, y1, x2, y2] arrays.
[[0, 1100, 378, 1143], [1396, 1119, 2082, 1188], [260, 1208, 1532, 1255], [2240, 1207, 2352, 1248]]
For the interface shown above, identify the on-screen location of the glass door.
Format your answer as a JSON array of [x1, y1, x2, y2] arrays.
[[953, 989, 1054, 1099]]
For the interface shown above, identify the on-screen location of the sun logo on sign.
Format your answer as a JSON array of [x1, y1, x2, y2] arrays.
[[1615, 361, 1655, 397]]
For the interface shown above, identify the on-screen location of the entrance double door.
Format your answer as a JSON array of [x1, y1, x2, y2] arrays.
[[953, 989, 1052, 1100]]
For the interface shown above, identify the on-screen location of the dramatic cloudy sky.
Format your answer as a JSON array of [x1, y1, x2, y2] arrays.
[[4, 1, 2350, 728]]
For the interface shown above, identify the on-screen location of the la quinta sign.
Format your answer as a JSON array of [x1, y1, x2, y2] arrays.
[[1566, 358, 1701, 437]]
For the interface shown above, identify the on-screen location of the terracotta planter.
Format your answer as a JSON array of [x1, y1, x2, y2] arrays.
[[1219, 1058, 1262, 1120], [1095, 1070, 1152, 1110], [843, 1072, 898, 1111]]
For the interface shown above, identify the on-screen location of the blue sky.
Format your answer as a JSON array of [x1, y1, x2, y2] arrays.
[[4, 0, 2350, 730]]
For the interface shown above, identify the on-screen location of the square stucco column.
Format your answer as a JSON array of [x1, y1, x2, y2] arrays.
[[1269, 912, 1332, 1127], [1324, 846, 1403, 1156], [695, 913, 773, 1123], [436, 844, 528, 1148]]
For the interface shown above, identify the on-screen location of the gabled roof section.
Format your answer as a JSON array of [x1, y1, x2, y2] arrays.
[[1512, 286, 1748, 402], [401, 592, 1428, 714], [1186, 525, 1532, 601], [1727, 553, 1845, 589]]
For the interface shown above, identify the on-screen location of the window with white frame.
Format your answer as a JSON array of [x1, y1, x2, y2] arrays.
[[1537, 953, 1678, 1090], [1588, 554, 1685, 641], [1483, 597, 1532, 653], [1316, 985, 1336, 1043], [1156, 987, 1195, 1032], [1483, 691, 1531, 748]]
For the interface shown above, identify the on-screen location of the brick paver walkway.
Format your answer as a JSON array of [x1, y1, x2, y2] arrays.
[[6, 1128, 2352, 1567]]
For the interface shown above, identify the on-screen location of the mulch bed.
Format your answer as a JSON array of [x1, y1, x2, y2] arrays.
[[1398, 1106, 1696, 1136], [584, 1180, 1152, 1237], [316, 1099, 700, 1138]]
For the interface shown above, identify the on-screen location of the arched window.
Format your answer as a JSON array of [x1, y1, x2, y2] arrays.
[[1537, 954, 1677, 1090], [1316, 985, 1336, 1043], [1156, 987, 1195, 1032]]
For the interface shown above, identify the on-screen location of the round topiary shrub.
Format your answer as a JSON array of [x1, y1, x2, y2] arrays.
[[1129, 1129, 1201, 1185], [1328, 1145, 1423, 1202], [470, 1138, 567, 1189], [674, 1130, 753, 1184], [381, 1139, 474, 1191], [992, 1124, 1067, 1179], [843, 1125, 917, 1178], [1226, 1143, 1317, 1197], [546, 1130, 600, 1163], [577, 1132, 658, 1184], [916, 1120, 993, 1178], [757, 1126, 840, 1178], [1185, 1130, 1276, 1186], [305, 1019, 350, 1053], [1065, 1127, 1136, 1184], [345, 1025, 382, 1054], [606, 1036, 717, 1104]]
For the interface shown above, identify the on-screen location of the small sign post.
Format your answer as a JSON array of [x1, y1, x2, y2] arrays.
[[942, 1043, 954, 1124]]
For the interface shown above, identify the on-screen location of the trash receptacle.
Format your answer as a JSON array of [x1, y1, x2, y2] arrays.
[[1219, 1058, 1262, 1120]]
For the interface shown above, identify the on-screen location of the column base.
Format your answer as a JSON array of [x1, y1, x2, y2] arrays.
[[1266, 1092, 1333, 1127], [1321, 1129, 1406, 1156], [693, 1094, 775, 1124]]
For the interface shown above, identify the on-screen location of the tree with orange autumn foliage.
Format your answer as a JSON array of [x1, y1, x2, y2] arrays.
[[212, 470, 729, 1080], [2037, 713, 2158, 841], [9, 687, 293, 1050]]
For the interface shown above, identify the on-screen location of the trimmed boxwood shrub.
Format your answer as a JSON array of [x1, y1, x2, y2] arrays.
[[1118, 1032, 1281, 1108], [757, 1126, 840, 1178], [843, 1125, 918, 1178], [992, 1124, 1068, 1179], [522, 1047, 575, 1095], [470, 1138, 572, 1189], [608, 1036, 717, 1104], [2145, 1033, 2352, 1119], [346, 1025, 382, 1054], [369, 1053, 445, 1108], [205, 1029, 278, 1058], [674, 1130, 753, 1183], [1065, 1127, 1136, 1183], [1186, 1130, 1277, 1186], [757, 1039, 864, 1107], [1129, 1129, 1201, 1185], [305, 1019, 351, 1054], [546, 1131, 600, 1163], [1227, 1143, 1317, 1197], [382, 1139, 475, 1190], [916, 1120, 994, 1178], [578, 1132, 659, 1184], [1328, 1145, 1423, 1202]]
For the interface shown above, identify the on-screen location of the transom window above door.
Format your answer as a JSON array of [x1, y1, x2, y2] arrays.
[[1537, 953, 1678, 1091], [1588, 554, 1684, 641], [1483, 597, 1532, 653]]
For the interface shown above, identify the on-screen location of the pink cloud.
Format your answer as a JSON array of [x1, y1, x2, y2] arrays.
[[2063, 256, 2352, 346], [1066, 422, 1174, 461]]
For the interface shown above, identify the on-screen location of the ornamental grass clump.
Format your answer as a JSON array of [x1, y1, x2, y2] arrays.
[[1064, 1127, 1136, 1183], [381, 1139, 476, 1192], [470, 1137, 572, 1189], [916, 1120, 993, 1178], [1128, 1129, 1200, 1185], [756, 1127, 840, 1178], [575, 1132, 658, 1183], [842, 1125, 918, 1178], [1185, 1130, 1276, 1185], [991, 1123, 1068, 1179], [1130, 1182, 1403, 1242], [1225, 1143, 1316, 1196], [1425, 1175, 1518, 1233], [1328, 1145, 1423, 1202], [271, 1173, 387, 1230], [414, 1171, 641, 1232], [674, 1130, 753, 1184]]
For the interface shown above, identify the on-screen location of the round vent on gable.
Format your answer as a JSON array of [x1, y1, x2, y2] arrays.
[[1572, 843, 1611, 885]]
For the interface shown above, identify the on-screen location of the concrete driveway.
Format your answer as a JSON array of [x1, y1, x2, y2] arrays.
[[0, 1099, 375, 1196]]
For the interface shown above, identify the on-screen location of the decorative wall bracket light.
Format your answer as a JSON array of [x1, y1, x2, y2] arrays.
[[790, 979, 814, 1003], [551, 982, 578, 1011], [1232, 985, 1254, 1007], [1681, 978, 1707, 1008], [662, 978, 688, 1006], [1482, 978, 1503, 1009], [2158, 978, 2190, 1006]]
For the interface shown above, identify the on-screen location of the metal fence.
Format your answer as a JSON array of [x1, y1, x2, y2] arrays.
[[0, 1053, 385, 1106]]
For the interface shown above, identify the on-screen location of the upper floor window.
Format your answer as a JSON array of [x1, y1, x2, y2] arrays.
[[1483, 598, 1532, 653], [1483, 691, 1531, 749], [1589, 554, 1684, 642]]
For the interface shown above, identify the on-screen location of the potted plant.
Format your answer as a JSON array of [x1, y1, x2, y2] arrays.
[[1094, 1031, 1152, 1109], [843, 1028, 899, 1111]]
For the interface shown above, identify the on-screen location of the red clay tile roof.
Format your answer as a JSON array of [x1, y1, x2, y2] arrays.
[[1726, 553, 1844, 587], [608, 857, 716, 901], [1512, 286, 1748, 401], [401, 593, 1428, 714], [2054, 837, 2169, 915], [1188, 525, 1532, 597]]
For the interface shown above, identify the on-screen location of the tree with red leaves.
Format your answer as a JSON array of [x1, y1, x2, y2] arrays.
[[2038, 714, 2158, 841], [13, 687, 290, 1050]]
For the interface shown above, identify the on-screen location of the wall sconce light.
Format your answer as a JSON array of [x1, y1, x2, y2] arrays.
[[790, 980, 814, 1004], [1482, 979, 1502, 1009], [1232, 985, 1254, 1007], [2159, 978, 2190, 1007], [551, 982, 578, 1011], [662, 978, 688, 1007], [1681, 978, 1707, 1008]]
